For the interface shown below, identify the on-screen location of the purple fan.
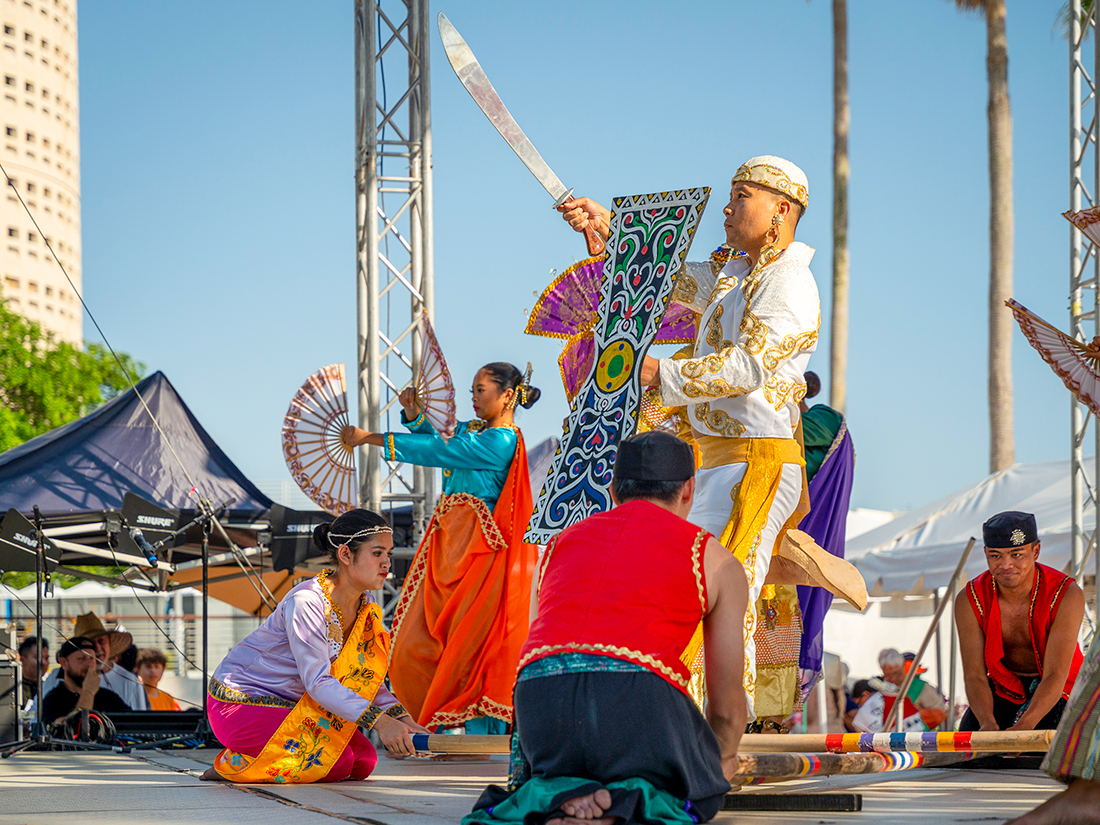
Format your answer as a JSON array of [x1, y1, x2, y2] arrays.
[[528, 256, 697, 399]]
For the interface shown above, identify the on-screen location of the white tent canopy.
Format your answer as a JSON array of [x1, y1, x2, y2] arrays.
[[846, 458, 1094, 595]]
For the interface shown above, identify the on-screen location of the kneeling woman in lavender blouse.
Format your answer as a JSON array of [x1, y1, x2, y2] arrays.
[[203, 509, 426, 783]]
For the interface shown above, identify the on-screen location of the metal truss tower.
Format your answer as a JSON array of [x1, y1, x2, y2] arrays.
[[1069, 0, 1099, 638], [354, 0, 434, 614]]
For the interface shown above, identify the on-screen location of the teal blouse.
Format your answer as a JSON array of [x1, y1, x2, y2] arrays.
[[384, 412, 518, 511]]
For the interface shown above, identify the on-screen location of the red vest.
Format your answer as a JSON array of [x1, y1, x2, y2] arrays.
[[519, 500, 711, 696], [966, 563, 1083, 703]]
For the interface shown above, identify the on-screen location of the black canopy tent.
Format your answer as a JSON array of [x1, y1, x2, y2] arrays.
[[0, 372, 356, 608]]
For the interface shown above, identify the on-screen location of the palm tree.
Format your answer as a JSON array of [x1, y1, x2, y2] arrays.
[[830, 0, 849, 414], [952, 0, 1015, 473]]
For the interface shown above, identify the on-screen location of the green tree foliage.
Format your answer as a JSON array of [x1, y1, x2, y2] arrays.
[[0, 300, 145, 452]]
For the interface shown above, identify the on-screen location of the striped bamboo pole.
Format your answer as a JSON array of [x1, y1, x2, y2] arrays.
[[741, 729, 1055, 754], [735, 751, 975, 783], [410, 729, 1054, 756]]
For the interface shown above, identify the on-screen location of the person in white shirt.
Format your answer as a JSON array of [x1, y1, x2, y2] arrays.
[[559, 156, 819, 718]]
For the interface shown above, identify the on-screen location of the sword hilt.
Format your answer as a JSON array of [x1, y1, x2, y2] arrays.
[[553, 189, 606, 257]]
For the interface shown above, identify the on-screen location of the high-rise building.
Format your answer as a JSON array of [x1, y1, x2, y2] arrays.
[[0, 0, 80, 344]]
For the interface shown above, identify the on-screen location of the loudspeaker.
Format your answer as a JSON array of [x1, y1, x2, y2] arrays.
[[268, 505, 334, 573], [0, 662, 19, 744]]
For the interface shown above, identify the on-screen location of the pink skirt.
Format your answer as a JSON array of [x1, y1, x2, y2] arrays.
[[207, 696, 378, 782]]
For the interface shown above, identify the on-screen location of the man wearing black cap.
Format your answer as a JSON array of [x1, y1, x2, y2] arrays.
[[955, 511, 1084, 732], [41, 636, 130, 726], [465, 432, 748, 825]]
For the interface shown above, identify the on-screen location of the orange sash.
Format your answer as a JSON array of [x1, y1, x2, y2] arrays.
[[388, 433, 537, 728], [214, 576, 390, 783]]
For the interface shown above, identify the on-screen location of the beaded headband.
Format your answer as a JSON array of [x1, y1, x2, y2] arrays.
[[732, 155, 809, 210], [327, 524, 393, 547]]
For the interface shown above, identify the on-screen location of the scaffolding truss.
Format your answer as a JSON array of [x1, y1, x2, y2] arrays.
[[1069, 0, 1099, 640], [354, 0, 434, 618]]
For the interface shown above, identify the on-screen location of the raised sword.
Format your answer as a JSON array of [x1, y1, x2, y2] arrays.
[[438, 13, 605, 256]]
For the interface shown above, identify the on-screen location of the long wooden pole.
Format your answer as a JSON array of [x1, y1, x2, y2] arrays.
[[884, 537, 977, 730], [410, 728, 1053, 756], [736, 751, 974, 783], [740, 729, 1053, 754]]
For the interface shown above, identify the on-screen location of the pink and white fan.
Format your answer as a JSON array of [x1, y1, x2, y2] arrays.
[[282, 364, 358, 516], [1064, 205, 1100, 246], [415, 311, 457, 439], [1007, 299, 1100, 416]]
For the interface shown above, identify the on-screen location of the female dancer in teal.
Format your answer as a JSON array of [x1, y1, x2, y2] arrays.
[[343, 362, 540, 735]]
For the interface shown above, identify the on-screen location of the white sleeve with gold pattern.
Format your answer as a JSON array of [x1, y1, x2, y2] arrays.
[[670, 260, 715, 315], [657, 262, 820, 407]]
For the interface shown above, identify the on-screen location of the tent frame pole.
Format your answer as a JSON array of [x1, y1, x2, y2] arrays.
[[885, 538, 975, 731]]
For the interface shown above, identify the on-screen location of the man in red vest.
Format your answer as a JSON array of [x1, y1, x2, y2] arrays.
[[955, 511, 1085, 732], [463, 432, 748, 825]]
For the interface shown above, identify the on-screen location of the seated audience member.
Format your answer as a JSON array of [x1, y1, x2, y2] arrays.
[[39, 612, 148, 711], [845, 679, 874, 732], [464, 432, 748, 825], [114, 642, 139, 675], [901, 652, 947, 729], [852, 648, 946, 732], [956, 511, 1084, 732], [136, 649, 180, 711], [17, 636, 48, 706], [41, 636, 130, 725]]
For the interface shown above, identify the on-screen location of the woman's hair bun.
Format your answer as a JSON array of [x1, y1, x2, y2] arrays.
[[520, 386, 541, 409], [312, 522, 332, 554]]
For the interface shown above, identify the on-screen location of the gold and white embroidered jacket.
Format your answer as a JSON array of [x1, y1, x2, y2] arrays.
[[656, 242, 820, 440]]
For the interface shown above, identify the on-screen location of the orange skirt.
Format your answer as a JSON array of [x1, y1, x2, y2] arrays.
[[389, 439, 536, 729]]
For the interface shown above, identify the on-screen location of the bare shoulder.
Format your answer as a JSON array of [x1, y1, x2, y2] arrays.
[[1060, 579, 1086, 613], [702, 537, 747, 604]]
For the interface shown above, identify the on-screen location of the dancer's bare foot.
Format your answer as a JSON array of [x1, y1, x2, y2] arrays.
[[199, 767, 227, 782], [1006, 778, 1100, 824], [552, 788, 613, 822]]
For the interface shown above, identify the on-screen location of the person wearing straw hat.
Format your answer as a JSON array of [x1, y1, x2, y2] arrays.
[[956, 511, 1084, 732], [561, 157, 861, 721], [37, 611, 148, 711]]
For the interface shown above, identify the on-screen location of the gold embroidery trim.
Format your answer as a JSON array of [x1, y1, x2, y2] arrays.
[[426, 695, 514, 728], [208, 677, 295, 709], [386, 433, 396, 462], [672, 270, 699, 305], [518, 643, 690, 690], [536, 535, 559, 598], [762, 377, 808, 412], [691, 529, 708, 614], [741, 310, 769, 355], [693, 402, 747, 438], [762, 329, 818, 371]]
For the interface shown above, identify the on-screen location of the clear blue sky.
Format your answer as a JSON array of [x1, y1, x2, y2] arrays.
[[77, 0, 1080, 514]]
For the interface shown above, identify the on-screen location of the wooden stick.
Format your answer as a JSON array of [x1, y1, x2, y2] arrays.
[[739, 729, 1055, 754], [410, 729, 1053, 756], [883, 536, 976, 731], [735, 751, 974, 782], [410, 734, 509, 753]]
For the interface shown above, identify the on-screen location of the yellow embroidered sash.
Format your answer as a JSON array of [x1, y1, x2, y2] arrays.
[[214, 592, 390, 784], [680, 433, 810, 702]]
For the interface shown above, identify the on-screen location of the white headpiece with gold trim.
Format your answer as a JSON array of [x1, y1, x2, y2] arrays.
[[732, 155, 809, 210]]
